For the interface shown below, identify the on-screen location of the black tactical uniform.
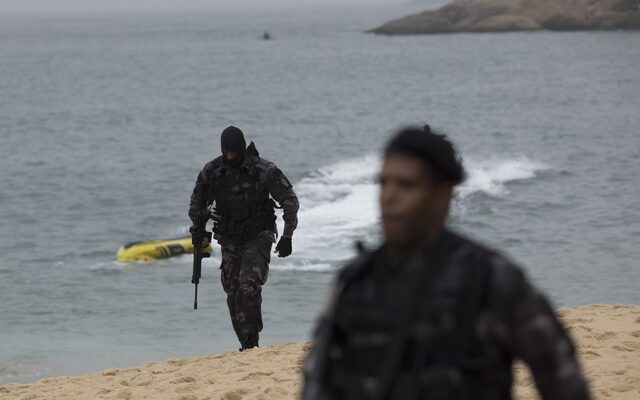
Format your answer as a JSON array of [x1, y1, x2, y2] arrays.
[[189, 133, 299, 350], [301, 229, 592, 400]]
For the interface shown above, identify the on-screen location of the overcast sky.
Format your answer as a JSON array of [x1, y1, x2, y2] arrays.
[[0, 0, 433, 16]]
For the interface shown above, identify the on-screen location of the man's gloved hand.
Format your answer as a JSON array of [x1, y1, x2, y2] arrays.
[[275, 236, 292, 258]]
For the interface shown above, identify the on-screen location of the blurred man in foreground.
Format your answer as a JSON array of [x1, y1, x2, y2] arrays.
[[301, 125, 591, 399]]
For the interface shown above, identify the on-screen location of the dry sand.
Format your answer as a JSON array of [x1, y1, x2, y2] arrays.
[[2, 304, 639, 400]]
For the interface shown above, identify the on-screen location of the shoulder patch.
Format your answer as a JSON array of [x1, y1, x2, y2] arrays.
[[272, 167, 293, 188]]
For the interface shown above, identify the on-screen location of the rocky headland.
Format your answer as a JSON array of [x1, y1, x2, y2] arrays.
[[370, 0, 640, 34]]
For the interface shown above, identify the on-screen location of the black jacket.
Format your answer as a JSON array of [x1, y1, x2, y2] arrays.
[[189, 142, 299, 240], [301, 229, 591, 400]]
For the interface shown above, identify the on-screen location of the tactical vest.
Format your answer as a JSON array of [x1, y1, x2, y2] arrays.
[[210, 158, 276, 242], [328, 236, 513, 400]]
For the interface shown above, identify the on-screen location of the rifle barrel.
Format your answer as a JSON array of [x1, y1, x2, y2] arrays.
[[190, 216, 210, 311], [194, 283, 198, 310]]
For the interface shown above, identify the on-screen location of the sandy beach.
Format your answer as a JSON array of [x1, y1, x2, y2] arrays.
[[2, 304, 638, 400]]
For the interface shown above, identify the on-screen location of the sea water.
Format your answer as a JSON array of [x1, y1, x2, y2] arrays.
[[1, 5, 639, 384]]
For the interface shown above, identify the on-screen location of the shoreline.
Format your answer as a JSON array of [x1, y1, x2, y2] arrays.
[[2, 304, 639, 399]]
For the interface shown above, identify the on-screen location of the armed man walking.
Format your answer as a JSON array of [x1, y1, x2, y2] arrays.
[[189, 126, 299, 351], [301, 126, 591, 400]]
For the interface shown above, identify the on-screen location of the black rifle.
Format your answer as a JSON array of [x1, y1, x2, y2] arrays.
[[190, 215, 212, 310]]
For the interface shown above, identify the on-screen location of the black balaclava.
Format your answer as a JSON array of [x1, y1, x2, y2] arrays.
[[220, 126, 247, 167]]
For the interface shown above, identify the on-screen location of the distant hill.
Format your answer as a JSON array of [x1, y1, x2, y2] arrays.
[[371, 0, 640, 34]]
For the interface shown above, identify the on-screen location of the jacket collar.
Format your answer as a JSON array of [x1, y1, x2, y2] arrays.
[[219, 141, 259, 174]]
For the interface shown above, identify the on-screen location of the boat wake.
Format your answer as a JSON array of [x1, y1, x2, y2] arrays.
[[269, 154, 550, 271]]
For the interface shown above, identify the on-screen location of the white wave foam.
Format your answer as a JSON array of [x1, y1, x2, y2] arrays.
[[282, 154, 549, 269], [276, 155, 381, 265], [458, 157, 549, 198]]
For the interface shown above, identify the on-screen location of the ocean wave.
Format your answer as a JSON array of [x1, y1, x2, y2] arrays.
[[274, 154, 550, 271], [458, 157, 550, 198]]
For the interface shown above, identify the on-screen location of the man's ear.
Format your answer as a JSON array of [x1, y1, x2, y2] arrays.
[[436, 184, 454, 215]]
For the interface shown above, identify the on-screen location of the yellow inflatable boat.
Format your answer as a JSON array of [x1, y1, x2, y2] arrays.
[[116, 237, 213, 261]]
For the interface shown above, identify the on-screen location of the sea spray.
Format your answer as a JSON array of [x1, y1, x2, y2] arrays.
[[270, 154, 549, 271]]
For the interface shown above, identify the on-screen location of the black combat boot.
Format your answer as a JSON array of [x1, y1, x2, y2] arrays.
[[239, 333, 259, 351]]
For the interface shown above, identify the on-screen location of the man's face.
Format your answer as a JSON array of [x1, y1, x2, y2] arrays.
[[223, 149, 238, 161], [379, 154, 452, 252]]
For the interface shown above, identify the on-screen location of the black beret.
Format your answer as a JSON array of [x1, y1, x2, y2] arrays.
[[384, 125, 465, 185]]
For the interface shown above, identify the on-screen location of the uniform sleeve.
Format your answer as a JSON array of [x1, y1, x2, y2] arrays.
[[266, 166, 299, 237], [188, 167, 213, 227], [493, 262, 592, 400], [301, 271, 348, 400], [301, 317, 338, 400]]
